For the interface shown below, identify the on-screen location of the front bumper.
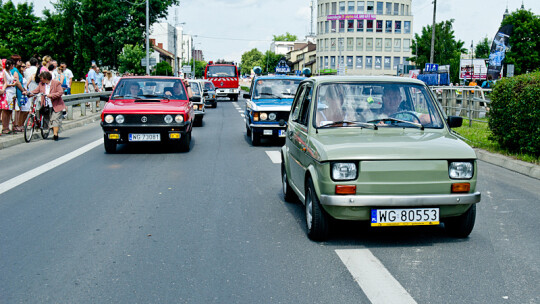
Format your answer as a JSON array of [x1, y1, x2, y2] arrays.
[[320, 192, 481, 207], [101, 123, 191, 143], [249, 123, 287, 137], [216, 88, 239, 97]]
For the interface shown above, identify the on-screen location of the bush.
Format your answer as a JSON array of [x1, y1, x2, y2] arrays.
[[488, 72, 540, 156], [152, 61, 173, 76]]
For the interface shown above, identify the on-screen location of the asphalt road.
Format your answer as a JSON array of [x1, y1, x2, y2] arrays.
[[0, 97, 538, 304]]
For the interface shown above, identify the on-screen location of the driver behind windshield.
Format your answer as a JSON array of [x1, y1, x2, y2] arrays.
[[127, 83, 140, 97], [380, 85, 431, 125], [165, 81, 188, 100]]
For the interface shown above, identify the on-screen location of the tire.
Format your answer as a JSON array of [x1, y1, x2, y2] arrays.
[[305, 178, 330, 241], [246, 124, 251, 137], [281, 163, 297, 202], [445, 204, 476, 238], [194, 116, 203, 127], [104, 135, 117, 153], [24, 114, 35, 142], [41, 128, 49, 139], [213, 101, 217, 108], [179, 131, 191, 152], [250, 129, 260, 146]]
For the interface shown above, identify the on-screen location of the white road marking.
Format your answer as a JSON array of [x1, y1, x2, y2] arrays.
[[0, 138, 104, 196], [336, 249, 417, 304], [241, 114, 245, 117], [265, 151, 281, 164]]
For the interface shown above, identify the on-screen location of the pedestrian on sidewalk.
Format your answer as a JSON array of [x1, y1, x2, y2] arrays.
[[1, 59, 17, 134], [59, 62, 73, 95], [16, 63, 31, 131], [0, 59, 7, 134], [103, 71, 114, 91], [11, 55, 27, 133]]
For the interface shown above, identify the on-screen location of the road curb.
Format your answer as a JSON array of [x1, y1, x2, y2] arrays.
[[0, 113, 101, 150], [475, 148, 540, 180]]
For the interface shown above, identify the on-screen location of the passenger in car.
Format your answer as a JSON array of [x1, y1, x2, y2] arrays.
[[316, 85, 344, 126]]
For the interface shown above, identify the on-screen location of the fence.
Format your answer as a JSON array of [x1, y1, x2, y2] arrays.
[[63, 92, 110, 120], [430, 86, 491, 127]]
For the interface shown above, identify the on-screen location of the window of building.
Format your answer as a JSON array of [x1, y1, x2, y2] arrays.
[[356, 37, 364, 51], [325, 21, 329, 33], [404, 21, 411, 34], [375, 56, 382, 69], [393, 3, 399, 15], [375, 38, 382, 51], [348, 1, 355, 12], [403, 39, 410, 52], [339, 1, 346, 13], [385, 38, 392, 51], [366, 38, 373, 51], [331, 56, 336, 69], [376, 2, 383, 14], [376, 20, 383, 32], [394, 38, 401, 52], [393, 56, 400, 70], [395, 20, 401, 33], [403, 57, 409, 65], [357, 19, 364, 32], [367, 1, 374, 13], [338, 38, 344, 51], [385, 20, 392, 33], [347, 37, 354, 51], [325, 56, 329, 68], [347, 56, 354, 69], [338, 56, 344, 69], [357, 1, 365, 13], [384, 56, 391, 69], [325, 38, 329, 51], [367, 20, 374, 32], [405, 5, 409, 15], [331, 38, 336, 51], [401, 4, 404, 15], [356, 56, 363, 69], [320, 57, 323, 69], [365, 56, 373, 69], [386, 2, 392, 15], [339, 20, 345, 32], [331, 20, 337, 32], [332, 2, 337, 14], [326, 3, 330, 15], [348, 20, 354, 32]]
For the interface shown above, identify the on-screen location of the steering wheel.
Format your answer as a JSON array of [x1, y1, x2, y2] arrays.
[[390, 111, 421, 124]]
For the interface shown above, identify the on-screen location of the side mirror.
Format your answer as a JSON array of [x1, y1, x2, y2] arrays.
[[243, 93, 251, 99], [189, 96, 201, 103], [203, 92, 209, 97], [99, 95, 110, 102], [447, 116, 463, 128]]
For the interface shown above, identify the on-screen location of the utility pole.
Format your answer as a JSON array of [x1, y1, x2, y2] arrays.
[[174, 8, 178, 76], [145, 0, 150, 75], [430, 0, 437, 64]]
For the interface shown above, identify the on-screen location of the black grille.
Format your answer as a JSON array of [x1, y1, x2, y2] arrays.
[[122, 114, 167, 124]]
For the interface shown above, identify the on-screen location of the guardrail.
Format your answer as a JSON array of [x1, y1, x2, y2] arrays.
[[430, 86, 492, 127], [63, 92, 111, 120]]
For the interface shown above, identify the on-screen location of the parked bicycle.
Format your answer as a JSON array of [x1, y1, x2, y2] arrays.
[[23, 93, 50, 142]]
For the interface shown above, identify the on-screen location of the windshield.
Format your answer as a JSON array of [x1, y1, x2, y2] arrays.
[[113, 78, 187, 100], [188, 81, 201, 94], [204, 82, 215, 90], [207, 66, 236, 77], [315, 82, 444, 129], [253, 79, 302, 100]]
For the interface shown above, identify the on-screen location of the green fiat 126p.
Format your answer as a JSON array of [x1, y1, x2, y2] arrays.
[[281, 76, 481, 241]]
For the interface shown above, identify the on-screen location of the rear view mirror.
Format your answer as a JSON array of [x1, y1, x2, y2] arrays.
[[447, 116, 463, 128], [189, 96, 201, 103], [99, 95, 110, 102], [243, 93, 251, 99]]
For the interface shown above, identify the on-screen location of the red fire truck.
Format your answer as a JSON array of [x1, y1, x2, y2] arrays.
[[204, 60, 240, 101]]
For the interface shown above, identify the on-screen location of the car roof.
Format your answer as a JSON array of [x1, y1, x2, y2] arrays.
[[305, 75, 426, 86], [253, 75, 305, 81], [121, 76, 184, 80]]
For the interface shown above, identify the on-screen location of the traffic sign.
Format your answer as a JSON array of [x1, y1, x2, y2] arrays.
[[182, 65, 192, 74], [141, 58, 157, 66], [425, 63, 439, 72]]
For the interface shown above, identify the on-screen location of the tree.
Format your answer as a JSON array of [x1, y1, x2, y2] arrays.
[[240, 48, 263, 75], [410, 19, 466, 83], [0, 1, 41, 60], [475, 37, 491, 59], [152, 61, 173, 76], [117, 44, 146, 75], [261, 51, 283, 74], [501, 9, 540, 75], [273, 32, 297, 42]]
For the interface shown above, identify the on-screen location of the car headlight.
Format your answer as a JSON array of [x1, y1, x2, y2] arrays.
[[268, 113, 277, 120], [164, 115, 173, 123], [332, 163, 357, 180], [115, 115, 125, 124], [449, 161, 474, 179], [104, 115, 114, 124], [175, 115, 184, 123], [193, 105, 198, 110], [260, 112, 268, 120]]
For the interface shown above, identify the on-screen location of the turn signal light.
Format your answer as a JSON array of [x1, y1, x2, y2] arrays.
[[254, 112, 259, 121], [169, 133, 180, 139], [108, 133, 120, 140], [335, 185, 356, 195], [451, 183, 470, 193]]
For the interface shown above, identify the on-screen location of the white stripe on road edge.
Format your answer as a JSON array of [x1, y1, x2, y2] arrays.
[[265, 151, 281, 164], [336, 249, 417, 304], [0, 138, 104, 196]]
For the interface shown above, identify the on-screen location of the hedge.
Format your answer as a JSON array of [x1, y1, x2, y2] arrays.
[[489, 72, 540, 157]]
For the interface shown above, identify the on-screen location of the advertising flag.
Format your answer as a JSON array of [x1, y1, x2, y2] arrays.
[[487, 25, 513, 79]]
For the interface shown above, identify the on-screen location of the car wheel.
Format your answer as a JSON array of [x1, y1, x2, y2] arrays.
[[194, 116, 203, 127], [213, 101, 217, 108], [250, 129, 260, 146], [282, 163, 297, 202], [179, 131, 191, 152], [104, 135, 117, 153], [246, 124, 251, 137], [445, 204, 476, 238], [305, 177, 330, 241]]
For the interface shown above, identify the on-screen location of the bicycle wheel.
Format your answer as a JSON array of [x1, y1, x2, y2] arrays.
[[24, 114, 35, 142], [41, 127, 50, 139]]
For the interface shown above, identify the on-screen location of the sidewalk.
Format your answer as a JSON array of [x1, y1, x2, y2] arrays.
[[0, 106, 102, 150]]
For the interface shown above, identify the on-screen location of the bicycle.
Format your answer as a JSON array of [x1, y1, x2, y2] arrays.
[[23, 93, 50, 142]]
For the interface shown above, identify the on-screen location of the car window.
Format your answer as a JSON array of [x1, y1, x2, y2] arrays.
[[189, 82, 201, 94], [204, 82, 214, 90], [112, 78, 187, 100], [290, 84, 307, 122], [207, 66, 236, 77], [298, 85, 312, 126], [253, 79, 302, 99], [314, 82, 444, 128]]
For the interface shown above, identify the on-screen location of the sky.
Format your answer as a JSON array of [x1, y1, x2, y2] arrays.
[[16, 0, 540, 63]]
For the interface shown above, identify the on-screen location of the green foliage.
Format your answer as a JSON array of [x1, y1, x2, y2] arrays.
[[410, 19, 466, 83], [240, 48, 263, 75], [475, 37, 491, 59], [488, 72, 540, 156], [261, 51, 283, 74], [152, 61, 173, 76], [273, 32, 297, 42], [0, 1, 41, 60], [0, 47, 11, 58], [501, 9, 540, 75], [117, 44, 146, 75]]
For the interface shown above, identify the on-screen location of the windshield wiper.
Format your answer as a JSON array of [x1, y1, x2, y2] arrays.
[[367, 118, 424, 130], [114, 95, 140, 100], [319, 120, 378, 130], [260, 92, 282, 99]]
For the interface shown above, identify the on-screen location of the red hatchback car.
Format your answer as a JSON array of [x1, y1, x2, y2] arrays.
[[100, 76, 195, 153]]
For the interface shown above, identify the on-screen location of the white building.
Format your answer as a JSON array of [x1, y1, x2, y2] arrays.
[[149, 22, 183, 75]]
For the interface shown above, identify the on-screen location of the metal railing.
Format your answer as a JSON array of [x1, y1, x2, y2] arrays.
[[63, 92, 111, 120], [430, 86, 492, 127]]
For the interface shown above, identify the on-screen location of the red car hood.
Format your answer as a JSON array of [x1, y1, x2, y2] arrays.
[[103, 99, 190, 114]]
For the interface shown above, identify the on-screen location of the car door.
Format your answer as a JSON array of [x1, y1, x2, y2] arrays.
[[287, 82, 313, 195]]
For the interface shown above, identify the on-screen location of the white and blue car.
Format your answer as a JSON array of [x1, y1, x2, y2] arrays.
[[244, 76, 304, 145]]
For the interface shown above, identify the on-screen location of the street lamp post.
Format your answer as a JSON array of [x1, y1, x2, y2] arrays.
[[145, 0, 150, 75]]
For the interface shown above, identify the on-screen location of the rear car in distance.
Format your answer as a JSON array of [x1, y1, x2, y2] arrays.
[[201, 80, 217, 108], [188, 80, 206, 127], [281, 76, 481, 241], [100, 76, 194, 153]]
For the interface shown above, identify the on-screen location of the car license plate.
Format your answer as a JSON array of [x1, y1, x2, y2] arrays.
[[278, 130, 286, 137], [371, 208, 439, 226], [263, 130, 273, 136], [129, 133, 161, 142]]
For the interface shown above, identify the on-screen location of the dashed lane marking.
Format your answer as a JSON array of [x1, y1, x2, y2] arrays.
[[265, 151, 281, 164], [336, 249, 417, 304]]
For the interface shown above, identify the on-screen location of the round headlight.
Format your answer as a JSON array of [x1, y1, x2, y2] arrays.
[[164, 115, 173, 123], [104, 115, 114, 124], [260, 112, 268, 120], [115, 115, 125, 124], [175, 115, 184, 123], [268, 113, 277, 121], [193, 105, 198, 110]]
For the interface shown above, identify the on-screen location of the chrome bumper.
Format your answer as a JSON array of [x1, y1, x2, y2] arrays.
[[249, 123, 286, 129], [320, 192, 481, 207]]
